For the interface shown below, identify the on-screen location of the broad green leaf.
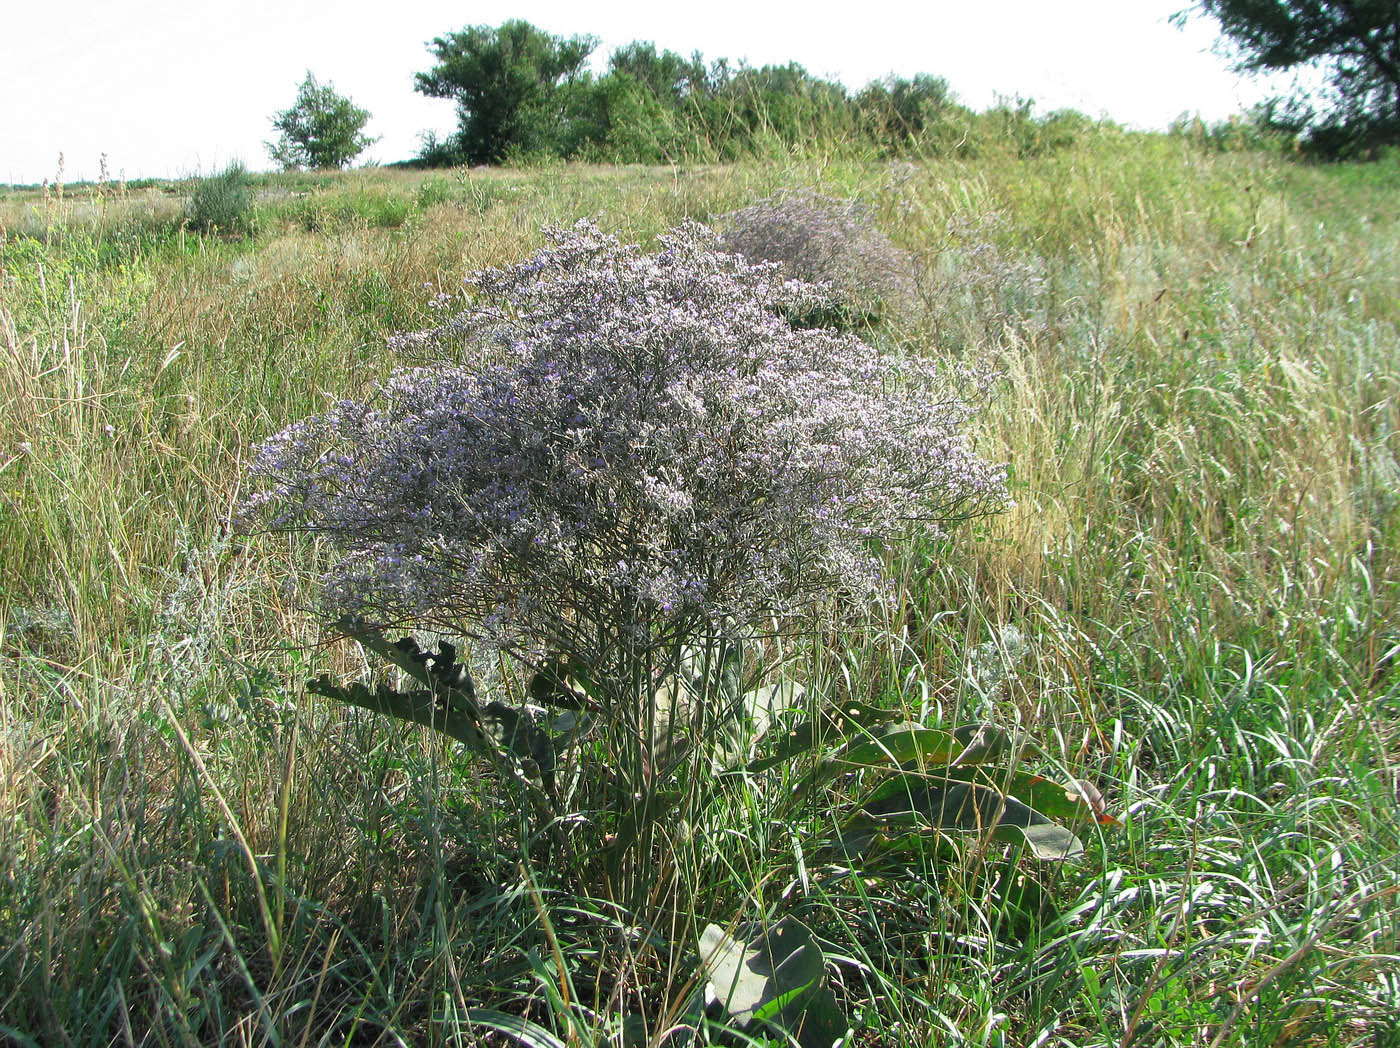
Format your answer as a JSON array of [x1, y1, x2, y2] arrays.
[[527, 659, 588, 709], [715, 637, 745, 712], [997, 773, 1118, 828], [860, 778, 1085, 861], [652, 636, 748, 770], [307, 673, 556, 786], [648, 676, 691, 770], [746, 699, 900, 774], [743, 680, 806, 747], [313, 618, 557, 787], [607, 788, 683, 860], [1014, 822, 1086, 861], [929, 761, 1114, 828], [308, 674, 487, 751], [950, 723, 1017, 765], [712, 680, 809, 767], [698, 917, 847, 1048], [614, 1015, 650, 1048], [814, 812, 960, 868], [821, 724, 960, 775], [935, 764, 1118, 827]]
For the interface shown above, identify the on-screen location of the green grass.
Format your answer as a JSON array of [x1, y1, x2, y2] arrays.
[[1, 138, 1397, 1046]]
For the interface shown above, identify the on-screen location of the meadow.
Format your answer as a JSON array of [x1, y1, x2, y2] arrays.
[[1, 134, 1397, 1046]]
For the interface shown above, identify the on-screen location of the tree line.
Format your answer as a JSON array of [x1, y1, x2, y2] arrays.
[[407, 20, 1099, 167], [268, 5, 1400, 170]]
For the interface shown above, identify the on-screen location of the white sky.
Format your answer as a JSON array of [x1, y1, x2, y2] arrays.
[[1, 0, 1278, 185]]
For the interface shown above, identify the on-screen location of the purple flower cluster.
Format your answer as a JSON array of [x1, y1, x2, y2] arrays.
[[716, 190, 917, 316], [245, 220, 1002, 678]]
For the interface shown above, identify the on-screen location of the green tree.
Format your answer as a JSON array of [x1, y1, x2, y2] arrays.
[[608, 42, 707, 105], [267, 72, 377, 170], [699, 63, 854, 157], [414, 20, 598, 165], [1184, 0, 1400, 153], [856, 75, 956, 150], [581, 71, 687, 163]]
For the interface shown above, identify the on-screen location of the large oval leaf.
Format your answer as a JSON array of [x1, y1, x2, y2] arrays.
[[746, 699, 900, 774], [950, 723, 1017, 765], [1001, 773, 1118, 828], [698, 917, 847, 1048], [935, 765, 1119, 828], [859, 778, 1085, 861], [820, 724, 960, 775]]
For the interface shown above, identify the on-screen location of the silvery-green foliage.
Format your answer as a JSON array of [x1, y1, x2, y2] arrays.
[[925, 211, 1048, 345], [717, 190, 917, 320], [966, 623, 1030, 716], [245, 219, 1003, 689]]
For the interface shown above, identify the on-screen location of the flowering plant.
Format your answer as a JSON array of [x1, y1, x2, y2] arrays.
[[716, 189, 917, 324], [250, 220, 997, 651], [245, 218, 1003, 816], [243, 222, 1115, 1029]]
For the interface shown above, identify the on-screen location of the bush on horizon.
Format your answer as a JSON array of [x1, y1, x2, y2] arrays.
[[185, 161, 255, 235]]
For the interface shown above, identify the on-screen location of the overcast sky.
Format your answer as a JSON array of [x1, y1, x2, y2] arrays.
[[1, 0, 1279, 185]]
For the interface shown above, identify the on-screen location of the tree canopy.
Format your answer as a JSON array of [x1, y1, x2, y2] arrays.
[[1187, 0, 1400, 153], [267, 73, 377, 170], [414, 20, 598, 165]]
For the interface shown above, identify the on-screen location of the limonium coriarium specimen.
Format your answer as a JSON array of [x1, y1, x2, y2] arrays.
[[245, 219, 1003, 706]]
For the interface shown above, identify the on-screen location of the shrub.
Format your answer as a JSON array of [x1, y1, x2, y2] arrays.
[[249, 218, 1001, 650], [1169, 107, 1291, 153], [716, 189, 917, 325], [856, 74, 957, 151], [414, 177, 458, 209], [245, 220, 1003, 805], [412, 130, 464, 168], [242, 222, 1117, 1044], [925, 210, 1048, 346], [186, 162, 254, 235]]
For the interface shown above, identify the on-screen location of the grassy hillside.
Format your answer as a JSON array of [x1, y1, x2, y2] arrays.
[[1, 139, 1397, 1046]]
